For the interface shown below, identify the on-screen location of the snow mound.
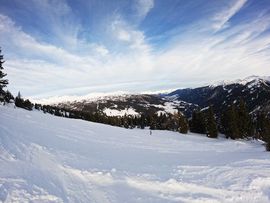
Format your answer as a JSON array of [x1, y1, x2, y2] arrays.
[[0, 105, 270, 202]]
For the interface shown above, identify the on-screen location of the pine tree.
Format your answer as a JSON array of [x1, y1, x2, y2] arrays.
[[4, 90, 14, 103], [223, 104, 240, 139], [262, 115, 270, 151], [139, 114, 146, 129], [15, 91, 33, 110], [178, 113, 189, 134], [0, 48, 8, 99], [190, 110, 206, 134], [24, 99, 33, 110], [149, 114, 158, 130], [256, 113, 270, 151], [205, 106, 218, 138], [266, 140, 270, 152], [15, 91, 23, 108], [221, 105, 239, 139], [237, 99, 253, 138]]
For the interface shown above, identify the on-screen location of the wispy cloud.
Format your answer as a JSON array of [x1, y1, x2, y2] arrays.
[[0, 0, 269, 98], [212, 0, 248, 31], [135, 0, 154, 19]]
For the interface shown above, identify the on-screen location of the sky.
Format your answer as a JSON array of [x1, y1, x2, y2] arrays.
[[0, 0, 270, 99]]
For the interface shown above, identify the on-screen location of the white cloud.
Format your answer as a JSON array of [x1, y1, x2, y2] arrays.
[[1, 1, 270, 99], [135, 0, 154, 19], [118, 30, 131, 42], [212, 0, 247, 31], [95, 45, 109, 56], [111, 18, 151, 53], [0, 14, 155, 97], [27, 0, 81, 48]]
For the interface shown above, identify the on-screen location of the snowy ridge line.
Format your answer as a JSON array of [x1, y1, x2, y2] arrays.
[[30, 91, 132, 105], [30, 75, 270, 105], [209, 75, 270, 88], [30, 88, 177, 105]]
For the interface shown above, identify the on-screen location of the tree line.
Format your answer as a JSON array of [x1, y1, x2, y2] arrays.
[[0, 47, 270, 151]]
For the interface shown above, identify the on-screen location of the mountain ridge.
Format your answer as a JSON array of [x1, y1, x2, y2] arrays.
[[30, 75, 270, 117]]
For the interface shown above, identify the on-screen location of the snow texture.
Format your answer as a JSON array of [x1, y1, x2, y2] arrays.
[[0, 105, 270, 202], [154, 102, 178, 115], [103, 108, 139, 117], [210, 75, 270, 87], [30, 91, 131, 105]]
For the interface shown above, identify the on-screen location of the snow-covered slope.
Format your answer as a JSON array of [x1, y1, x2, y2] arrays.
[[50, 94, 198, 118], [31, 91, 131, 105], [168, 75, 270, 116], [0, 105, 270, 202], [210, 75, 270, 87]]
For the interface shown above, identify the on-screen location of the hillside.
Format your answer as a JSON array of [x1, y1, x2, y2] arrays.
[[168, 76, 270, 115], [0, 105, 270, 202], [53, 94, 198, 118], [37, 76, 270, 119]]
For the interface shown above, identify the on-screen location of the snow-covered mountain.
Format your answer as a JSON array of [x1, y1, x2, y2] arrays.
[[33, 76, 270, 118], [168, 75, 270, 115], [1, 105, 270, 202], [52, 94, 198, 118], [209, 75, 270, 87]]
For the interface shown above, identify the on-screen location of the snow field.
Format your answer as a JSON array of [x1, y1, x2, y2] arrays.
[[0, 105, 270, 202]]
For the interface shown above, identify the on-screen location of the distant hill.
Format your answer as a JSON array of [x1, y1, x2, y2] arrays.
[[54, 93, 199, 118], [39, 76, 270, 118], [168, 76, 270, 115]]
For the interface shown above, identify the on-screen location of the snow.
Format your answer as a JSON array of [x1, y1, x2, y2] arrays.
[[30, 91, 131, 105], [103, 108, 139, 117], [210, 75, 270, 88], [153, 100, 193, 115], [141, 88, 178, 95], [1, 105, 270, 202], [200, 106, 210, 111], [31, 89, 180, 105], [153, 102, 179, 115]]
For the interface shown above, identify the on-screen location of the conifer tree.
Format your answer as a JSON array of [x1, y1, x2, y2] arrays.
[[266, 142, 270, 152], [223, 104, 240, 139], [0, 48, 8, 88], [190, 110, 206, 134], [15, 91, 33, 110], [4, 90, 13, 103], [237, 99, 253, 138], [139, 114, 146, 129], [0, 48, 8, 98], [149, 114, 158, 130], [256, 113, 270, 151], [178, 113, 189, 134], [205, 106, 218, 138], [229, 104, 240, 139], [15, 91, 23, 108]]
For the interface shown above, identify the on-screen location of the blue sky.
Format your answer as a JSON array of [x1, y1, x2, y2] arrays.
[[0, 0, 270, 99]]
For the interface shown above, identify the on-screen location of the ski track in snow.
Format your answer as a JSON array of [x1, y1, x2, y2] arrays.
[[0, 105, 270, 202]]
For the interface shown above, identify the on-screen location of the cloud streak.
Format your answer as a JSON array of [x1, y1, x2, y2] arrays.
[[135, 0, 154, 19], [0, 0, 269, 99], [212, 0, 248, 31]]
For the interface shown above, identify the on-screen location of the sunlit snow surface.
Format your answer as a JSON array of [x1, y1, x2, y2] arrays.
[[0, 105, 270, 202], [103, 107, 139, 117], [210, 75, 270, 88]]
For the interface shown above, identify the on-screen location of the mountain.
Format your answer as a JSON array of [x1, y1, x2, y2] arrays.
[[168, 76, 270, 115], [1, 105, 269, 202], [38, 76, 270, 118], [53, 93, 199, 117]]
